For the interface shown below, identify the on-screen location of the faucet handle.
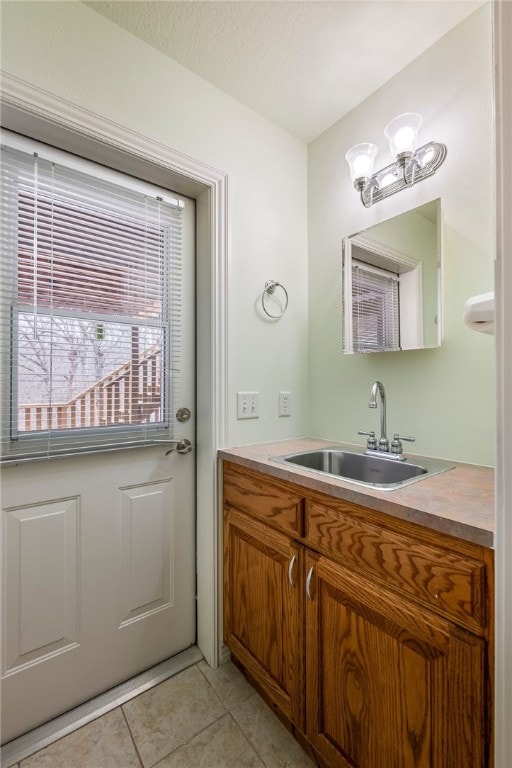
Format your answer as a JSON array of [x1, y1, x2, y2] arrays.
[[358, 430, 377, 451], [391, 433, 415, 455]]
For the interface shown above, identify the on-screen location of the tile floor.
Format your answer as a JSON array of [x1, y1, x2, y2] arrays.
[[10, 661, 315, 768]]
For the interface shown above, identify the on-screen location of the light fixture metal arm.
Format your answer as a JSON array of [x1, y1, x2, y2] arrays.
[[357, 141, 447, 208]]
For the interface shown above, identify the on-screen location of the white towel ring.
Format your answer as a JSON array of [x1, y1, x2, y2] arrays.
[[261, 280, 289, 319]]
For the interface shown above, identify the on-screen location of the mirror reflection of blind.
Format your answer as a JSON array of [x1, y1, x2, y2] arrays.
[[352, 260, 400, 353]]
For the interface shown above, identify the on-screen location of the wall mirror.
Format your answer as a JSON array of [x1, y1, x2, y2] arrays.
[[342, 199, 441, 354]]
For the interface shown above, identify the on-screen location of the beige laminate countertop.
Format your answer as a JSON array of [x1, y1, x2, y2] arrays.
[[219, 438, 495, 549]]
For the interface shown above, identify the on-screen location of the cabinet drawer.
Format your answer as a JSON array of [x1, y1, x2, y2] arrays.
[[305, 498, 487, 630], [223, 462, 304, 535]]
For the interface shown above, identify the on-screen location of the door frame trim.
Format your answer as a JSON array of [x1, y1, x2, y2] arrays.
[[494, 2, 512, 766], [0, 70, 228, 668]]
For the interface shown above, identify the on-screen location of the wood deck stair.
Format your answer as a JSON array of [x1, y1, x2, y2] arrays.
[[19, 344, 162, 432]]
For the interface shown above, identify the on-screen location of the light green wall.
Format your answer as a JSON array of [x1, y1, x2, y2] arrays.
[[0, 2, 495, 465], [308, 4, 495, 465], [0, 0, 310, 448]]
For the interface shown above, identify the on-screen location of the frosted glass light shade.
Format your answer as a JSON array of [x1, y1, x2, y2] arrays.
[[384, 113, 423, 157], [345, 143, 378, 182]]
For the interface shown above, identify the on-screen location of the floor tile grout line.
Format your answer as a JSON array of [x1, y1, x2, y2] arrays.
[[195, 661, 275, 766], [144, 710, 234, 768], [226, 711, 269, 768], [18, 662, 225, 768], [122, 662, 230, 768], [197, 664, 308, 768], [196, 660, 255, 713], [2, 647, 203, 768], [17, 708, 144, 768], [147, 710, 266, 768], [13, 661, 312, 768], [230, 691, 314, 768], [199, 666, 228, 716], [230, 692, 272, 767], [120, 706, 145, 768]]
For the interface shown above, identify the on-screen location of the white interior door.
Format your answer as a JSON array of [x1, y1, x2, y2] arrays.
[[1, 165, 196, 742]]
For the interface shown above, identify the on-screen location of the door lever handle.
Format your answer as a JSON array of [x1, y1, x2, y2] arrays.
[[165, 439, 193, 456]]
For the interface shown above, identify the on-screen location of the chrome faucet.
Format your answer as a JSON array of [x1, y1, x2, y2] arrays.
[[358, 381, 415, 459], [369, 380, 389, 452]]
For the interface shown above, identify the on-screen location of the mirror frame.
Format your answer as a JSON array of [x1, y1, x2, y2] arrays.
[[342, 199, 442, 354]]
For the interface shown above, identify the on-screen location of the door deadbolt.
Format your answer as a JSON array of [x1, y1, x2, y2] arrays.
[[176, 407, 191, 423]]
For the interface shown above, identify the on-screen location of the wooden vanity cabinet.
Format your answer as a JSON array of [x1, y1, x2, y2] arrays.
[[223, 461, 493, 768], [223, 506, 304, 726], [305, 551, 486, 768], [223, 463, 305, 726]]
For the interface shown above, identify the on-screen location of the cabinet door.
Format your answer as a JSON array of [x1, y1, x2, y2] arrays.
[[305, 552, 486, 768], [224, 506, 303, 726]]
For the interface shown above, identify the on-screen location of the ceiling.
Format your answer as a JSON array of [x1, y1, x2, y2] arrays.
[[85, 0, 484, 143]]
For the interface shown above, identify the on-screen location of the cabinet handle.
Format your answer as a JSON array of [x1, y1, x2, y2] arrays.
[[288, 555, 297, 587], [306, 566, 314, 600]]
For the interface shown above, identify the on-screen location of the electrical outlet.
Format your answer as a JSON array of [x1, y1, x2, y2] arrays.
[[278, 391, 291, 417], [237, 392, 259, 419]]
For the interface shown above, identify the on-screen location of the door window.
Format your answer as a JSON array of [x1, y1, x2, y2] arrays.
[[1, 140, 184, 461]]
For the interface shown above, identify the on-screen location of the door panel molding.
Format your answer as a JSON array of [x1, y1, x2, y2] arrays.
[[118, 480, 174, 627], [3, 498, 80, 674]]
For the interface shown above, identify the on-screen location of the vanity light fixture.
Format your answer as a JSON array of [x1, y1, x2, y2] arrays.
[[345, 113, 447, 208]]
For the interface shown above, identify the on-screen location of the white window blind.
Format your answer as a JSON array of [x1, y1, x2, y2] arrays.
[[351, 260, 400, 353], [0, 142, 183, 462]]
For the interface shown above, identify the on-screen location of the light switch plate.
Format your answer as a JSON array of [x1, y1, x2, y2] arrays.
[[237, 392, 259, 419]]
